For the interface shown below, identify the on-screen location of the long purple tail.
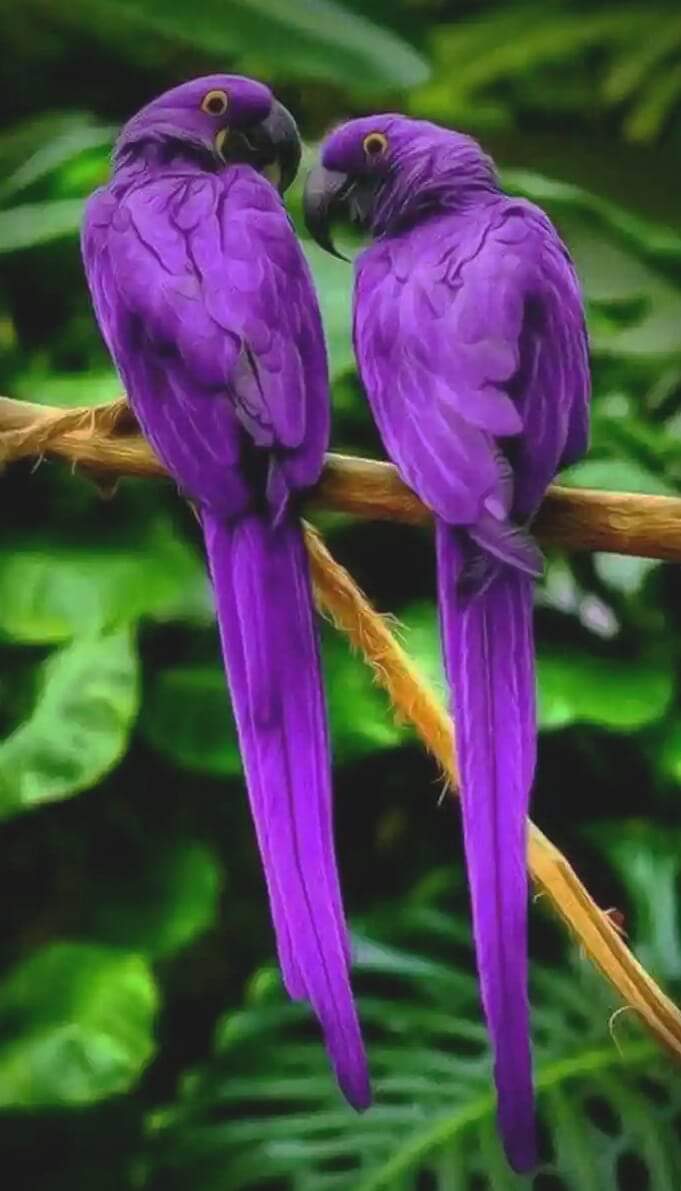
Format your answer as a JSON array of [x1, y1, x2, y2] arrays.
[[436, 520, 537, 1173], [202, 509, 370, 1110]]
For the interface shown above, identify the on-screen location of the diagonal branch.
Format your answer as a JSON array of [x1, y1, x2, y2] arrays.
[[4, 393, 681, 1064], [305, 527, 681, 1065]]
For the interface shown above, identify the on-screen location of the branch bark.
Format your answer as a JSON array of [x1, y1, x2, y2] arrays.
[[3, 394, 681, 560], [4, 393, 681, 1064]]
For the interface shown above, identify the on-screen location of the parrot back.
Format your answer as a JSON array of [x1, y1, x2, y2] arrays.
[[353, 197, 590, 538], [82, 165, 330, 521]]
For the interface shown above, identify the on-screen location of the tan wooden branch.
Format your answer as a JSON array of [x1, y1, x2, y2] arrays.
[[3, 395, 681, 559], [3, 392, 681, 1065]]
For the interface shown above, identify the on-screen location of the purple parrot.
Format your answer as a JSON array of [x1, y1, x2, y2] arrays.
[[81, 76, 370, 1110], [304, 116, 590, 1170]]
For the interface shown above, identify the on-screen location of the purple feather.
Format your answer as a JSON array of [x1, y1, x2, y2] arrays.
[[305, 113, 590, 1170], [203, 510, 368, 1105], [81, 76, 370, 1110], [437, 525, 536, 1171]]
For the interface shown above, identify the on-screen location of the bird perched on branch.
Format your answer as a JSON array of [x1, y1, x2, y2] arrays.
[[305, 115, 590, 1169], [81, 75, 370, 1110]]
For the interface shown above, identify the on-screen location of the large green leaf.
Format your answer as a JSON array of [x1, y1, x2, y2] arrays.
[[146, 878, 679, 1189], [0, 114, 114, 202], [89, 840, 223, 959], [0, 523, 209, 645], [537, 650, 673, 731], [0, 198, 85, 252], [73, 0, 429, 90], [0, 942, 157, 1108], [0, 630, 139, 819]]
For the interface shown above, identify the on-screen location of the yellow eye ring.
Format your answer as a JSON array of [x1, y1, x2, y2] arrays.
[[201, 89, 229, 116], [363, 132, 388, 158]]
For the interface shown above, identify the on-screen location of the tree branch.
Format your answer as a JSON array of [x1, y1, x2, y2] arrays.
[[4, 393, 681, 1064], [3, 395, 681, 560]]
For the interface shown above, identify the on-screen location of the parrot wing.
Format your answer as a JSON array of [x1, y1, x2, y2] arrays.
[[83, 167, 328, 498], [353, 201, 590, 529]]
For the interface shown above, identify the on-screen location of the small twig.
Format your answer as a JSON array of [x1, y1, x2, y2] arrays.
[[4, 393, 681, 1065]]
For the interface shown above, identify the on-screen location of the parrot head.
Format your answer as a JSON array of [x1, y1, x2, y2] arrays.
[[304, 114, 497, 257], [115, 75, 301, 192]]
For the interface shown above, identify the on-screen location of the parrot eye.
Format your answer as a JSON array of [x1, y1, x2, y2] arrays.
[[201, 89, 229, 116], [363, 132, 388, 159]]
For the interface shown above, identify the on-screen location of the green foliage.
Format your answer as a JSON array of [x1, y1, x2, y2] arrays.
[[12, 368, 122, 408], [1, 1, 681, 1187], [89, 839, 223, 959], [537, 651, 673, 732], [145, 873, 681, 1190], [597, 823, 681, 984], [560, 458, 677, 496], [0, 198, 86, 253], [0, 113, 114, 252], [0, 631, 139, 820], [503, 170, 681, 287], [0, 526, 207, 644], [0, 114, 115, 204], [419, 3, 681, 142], [44, 0, 429, 90], [142, 665, 241, 778], [0, 942, 157, 1109], [303, 241, 356, 381]]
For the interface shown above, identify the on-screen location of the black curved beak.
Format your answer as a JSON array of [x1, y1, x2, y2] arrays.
[[218, 99, 302, 194], [259, 99, 302, 193], [303, 164, 354, 261]]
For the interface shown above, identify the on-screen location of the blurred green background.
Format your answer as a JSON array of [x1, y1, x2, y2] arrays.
[[1, 1, 681, 1187]]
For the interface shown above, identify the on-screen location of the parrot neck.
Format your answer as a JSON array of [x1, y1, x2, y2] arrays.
[[372, 175, 498, 237], [112, 141, 214, 190]]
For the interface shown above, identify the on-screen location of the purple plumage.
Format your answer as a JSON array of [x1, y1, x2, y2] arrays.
[[305, 115, 590, 1170], [81, 76, 370, 1110]]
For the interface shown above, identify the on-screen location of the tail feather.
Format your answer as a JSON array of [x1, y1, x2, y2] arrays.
[[436, 520, 536, 1173], [202, 510, 370, 1110]]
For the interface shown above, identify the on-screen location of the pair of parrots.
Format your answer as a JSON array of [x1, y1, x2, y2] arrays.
[[81, 75, 590, 1172]]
